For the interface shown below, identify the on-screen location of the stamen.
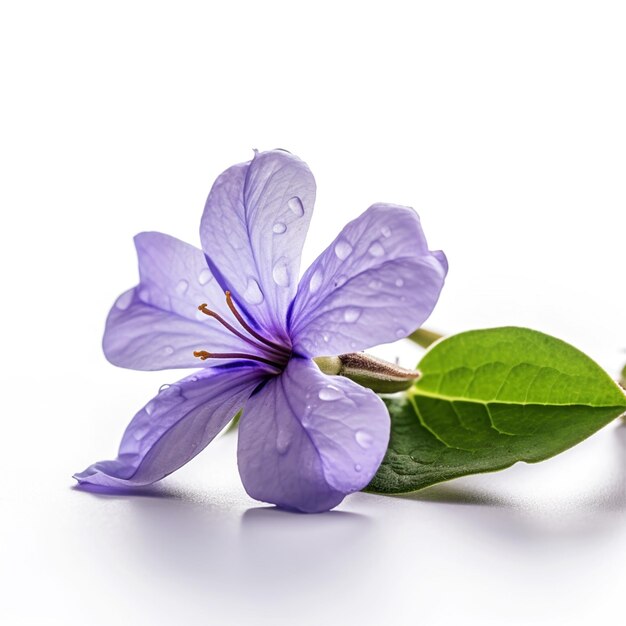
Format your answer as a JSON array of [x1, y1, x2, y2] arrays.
[[225, 291, 290, 355], [197, 303, 288, 359], [193, 350, 281, 369], [197, 304, 260, 347]]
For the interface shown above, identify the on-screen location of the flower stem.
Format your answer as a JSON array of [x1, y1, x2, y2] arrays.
[[407, 327, 443, 348]]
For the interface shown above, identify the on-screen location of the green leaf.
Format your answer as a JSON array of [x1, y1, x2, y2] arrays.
[[367, 327, 626, 494]]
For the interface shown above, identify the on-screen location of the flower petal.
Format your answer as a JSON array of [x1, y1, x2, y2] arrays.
[[237, 358, 389, 513], [74, 363, 266, 488], [200, 150, 316, 337], [288, 204, 447, 357], [104, 232, 257, 370]]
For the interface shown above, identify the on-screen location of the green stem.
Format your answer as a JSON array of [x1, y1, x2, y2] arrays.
[[407, 327, 443, 348]]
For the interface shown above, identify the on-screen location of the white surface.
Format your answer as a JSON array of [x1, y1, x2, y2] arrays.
[[1, 2, 626, 624]]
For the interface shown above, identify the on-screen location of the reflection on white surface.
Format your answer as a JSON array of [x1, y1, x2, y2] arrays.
[[2, 417, 626, 625]]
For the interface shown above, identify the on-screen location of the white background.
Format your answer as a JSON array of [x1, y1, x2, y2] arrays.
[[1, 1, 626, 624]]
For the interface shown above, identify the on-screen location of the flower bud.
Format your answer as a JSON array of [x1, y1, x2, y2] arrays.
[[314, 353, 419, 393]]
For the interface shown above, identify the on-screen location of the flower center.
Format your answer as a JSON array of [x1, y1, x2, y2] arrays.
[[193, 291, 291, 370]]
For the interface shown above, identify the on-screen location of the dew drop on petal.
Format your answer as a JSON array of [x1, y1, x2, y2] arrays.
[[395, 278, 404, 287], [334, 239, 353, 260], [115, 291, 133, 310], [272, 259, 290, 287], [288, 196, 305, 217], [381, 226, 392, 238], [334, 274, 348, 288], [368, 242, 385, 257], [395, 328, 406, 338], [272, 221, 287, 234], [276, 429, 292, 455], [322, 333, 330, 343], [355, 430, 374, 449], [243, 277, 264, 304], [368, 279, 382, 290], [343, 307, 361, 323], [175, 279, 189, 295], [132, 423, 150, 440], [318, 385, 343, 401], [145, 400, 155, 416], [198, 268, 213, 286], [310, 269, 323, 293], [163, 345, 174, 355], [354, 464, 362, 472], [139, 288, 149, 301], [158, 384, 171, 393]]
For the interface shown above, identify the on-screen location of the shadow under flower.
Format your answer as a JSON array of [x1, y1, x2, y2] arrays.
[[397, 482, 512, 507], [72, 482, 183, 499]]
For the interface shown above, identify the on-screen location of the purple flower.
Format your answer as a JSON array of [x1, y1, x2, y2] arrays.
[[74, 150, 447, 512]]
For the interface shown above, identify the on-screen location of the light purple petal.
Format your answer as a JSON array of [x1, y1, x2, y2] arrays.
[[288, 204, 448, 357], [237, 358, 389, 513], [104, 232, 261, 370], [200, 150, 316, 338], [74, 364, 266, 488]]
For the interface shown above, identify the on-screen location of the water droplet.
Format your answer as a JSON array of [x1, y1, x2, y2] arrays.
[[145, 401, 155, 416], [272, 221, 287, 234], [138, 288, 149, 301], [322, 333, 330, 343], [175, 279, 189, 295], [276, 429, 292, 455], [334, 274, 348, 287], [354, 464, 362, 472], [395, 327, 406, 338], [318, 385, 343, 401], [115, 291, 133, 310], [288, 196, 304, 216], [368, 279, 382, 290], [133, 423, 150, 439], [381, 226, 392, 238], [198, 268, 212, 286], [355, 430, 374, 449], [158, 384, 171, 393], [334, 239, 353, 260], [310, 269, 323, 293], [163, 346, 174, 355], [343, 307, 361, 323], [272, 259, 290, 287], [368, 242, 385, 257], [243, 277, 264, 304], [395, 278, 404, 287]]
